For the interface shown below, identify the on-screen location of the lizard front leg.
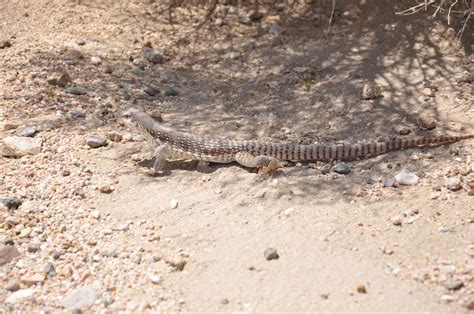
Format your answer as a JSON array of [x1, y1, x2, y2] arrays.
[[234, 151, 281, 175], [146, 144, 169, 176]]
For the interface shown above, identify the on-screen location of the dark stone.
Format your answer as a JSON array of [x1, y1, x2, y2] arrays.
[[3, 236, 15, 246], [3, 198, 22, 210], [122, 92, 131, 100], [249, 11, 263, 22], [164, 87, 178, 97], [264, 247, 279, 261], [144, 86, 159, 96], [142, 47, 163, 64], [27, 243, 40, 253], [0, 39, 12, 49], [332, 162, 350, 174], [76, 39, 86, 46], [84, 135, 107, 148], [71, 111, 85, 118]]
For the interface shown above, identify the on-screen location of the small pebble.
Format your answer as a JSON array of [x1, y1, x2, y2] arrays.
[[395, 169, 419, 186], [63, 286, 98, 309], [391, 215, 402, 226], [446, 176, 462, 191], [90, 56, 102, 65], [149, 275, 161, 284], [144, 86, 159, 96], [394, 125, 411, 135], [71, 111, 85, 118], [43, 262, 57, 277], [66, 86, 87, 95], [264, 248, 279, 261], [76, 39, 86, 46], [170, 199, 178, 209], [5, 281, 20, 292], [27, 243, 40, 253], [332, 162, 350, 174], [142, 47, 163, 64], [442, 279, 463, 291], [383, 177, 396, 188], [164, 87, 179, 97], [3, 198, 22, 210], [438, 226, 454, 233], [84, 135, 107, 148], [5, 289, 35, 304], [356, 284, 367, 293], [3, 236, 15, 246], [16, 124, 39, 137]]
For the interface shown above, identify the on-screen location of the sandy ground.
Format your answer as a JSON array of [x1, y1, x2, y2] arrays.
[[1, 0, 473, 312]]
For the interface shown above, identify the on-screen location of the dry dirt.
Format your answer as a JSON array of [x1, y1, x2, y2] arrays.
[[1, 0, 473, 312]]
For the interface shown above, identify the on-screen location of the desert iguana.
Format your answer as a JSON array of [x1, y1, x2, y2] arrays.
[[122, 107, 473, 174]]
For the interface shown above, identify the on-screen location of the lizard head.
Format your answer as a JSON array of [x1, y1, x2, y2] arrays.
[[121, 107, 144, 128]]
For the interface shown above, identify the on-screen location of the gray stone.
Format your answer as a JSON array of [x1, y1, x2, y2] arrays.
[[1, 136, 42, 157], [144, 86, 159, 96], [122, 92, 131, 100], [164, 87, 178, 97], [16, 124, 39, 137], [446, 176, 462, 191], [3, 236, 14, 246], [76, 39, 86, 46], [5, 289, 35, 304], [383, 177, 396, 187], [27, 243, 40, 253], [62, 286, 98, 309], [442, 279, 464, 291], [0, 245, 20, 266], [66, 86, 87, 95], [395, 169, 419, 186], [0, 39, 12, 48], [332, 162, 350, 174], [43, 262, 57, 277], [71, 111, 85, 118], [269, 23, 283, 34], [84, 135, 107, 148], [142, 47, 163, 64], [264, 248, 279, 261], [394, 125, 411, 135], [3, 198, 22, 210]]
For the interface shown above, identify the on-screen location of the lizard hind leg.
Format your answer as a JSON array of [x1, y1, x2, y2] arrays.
[[234, 151, 281, 175]]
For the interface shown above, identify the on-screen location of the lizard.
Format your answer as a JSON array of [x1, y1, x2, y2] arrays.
[[122, 107, 474, 175]]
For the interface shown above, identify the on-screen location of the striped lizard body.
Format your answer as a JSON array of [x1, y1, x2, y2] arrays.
[[123, 108, 474, 174]]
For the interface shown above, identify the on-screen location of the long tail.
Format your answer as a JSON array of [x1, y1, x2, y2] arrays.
[[248, 134, 474, 161]]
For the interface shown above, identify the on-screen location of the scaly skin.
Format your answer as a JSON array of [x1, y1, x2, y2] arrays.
[[122, 108, 473, 173]]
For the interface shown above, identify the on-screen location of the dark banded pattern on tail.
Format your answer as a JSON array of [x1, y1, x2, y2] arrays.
[[245, 134, 474, 161], [127, 108, 473, 163]]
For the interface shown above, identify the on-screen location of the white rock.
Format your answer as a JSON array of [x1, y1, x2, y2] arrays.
[[395, 169, 419, 186], [1, 136, 42, 157], [91, 210, 100, 219], [5, 289, 35, 304], [90, 56, 102, 65], [169, 199, 178, 209], [446, 176, 462, 191], [149, 275, 161, 284]]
